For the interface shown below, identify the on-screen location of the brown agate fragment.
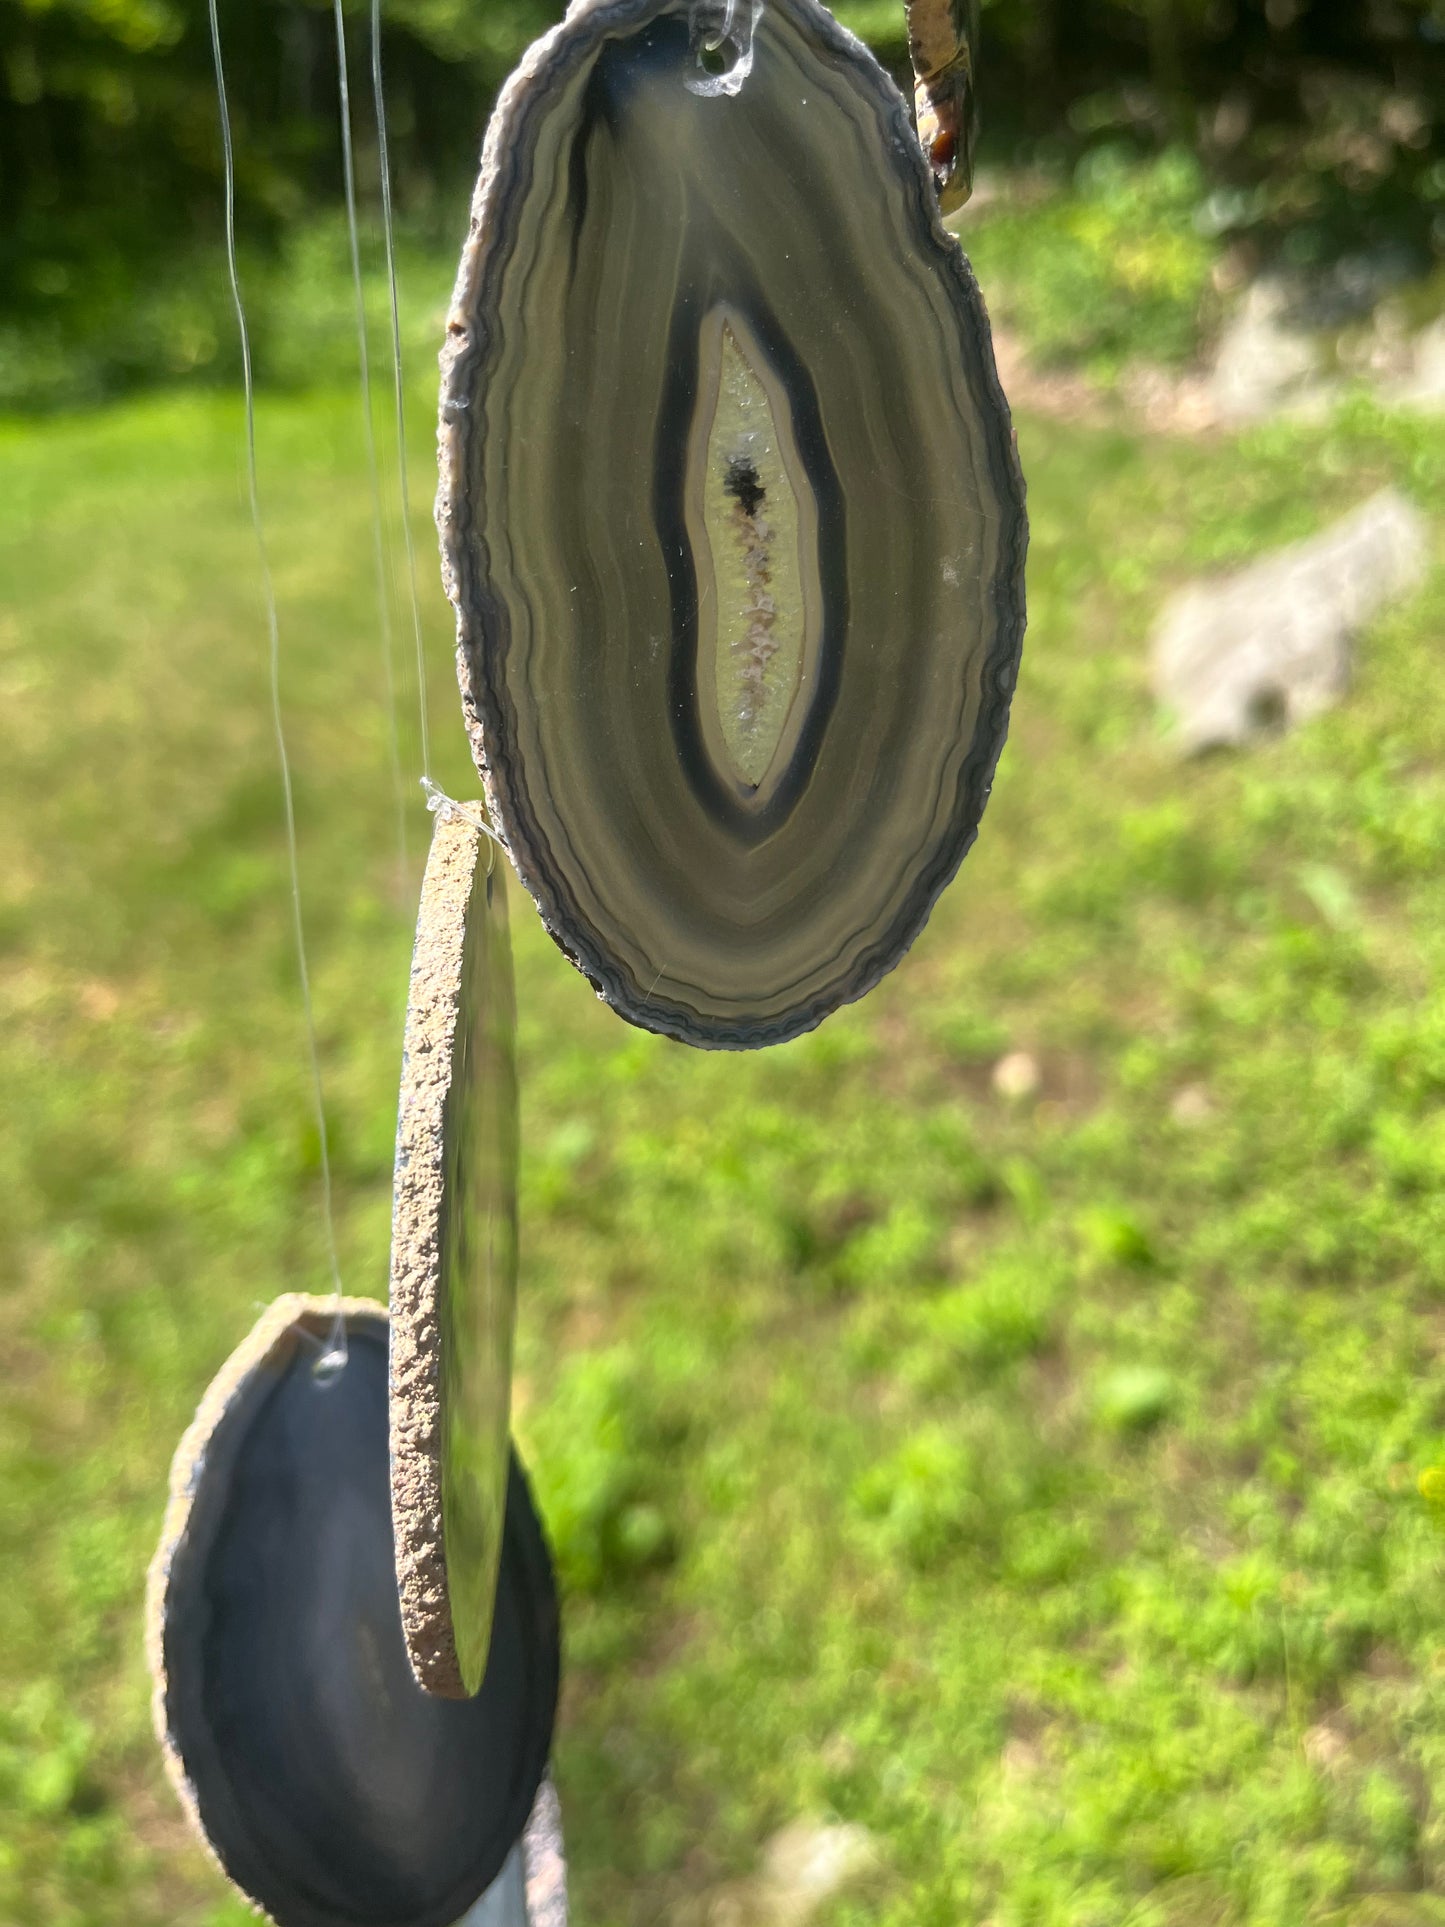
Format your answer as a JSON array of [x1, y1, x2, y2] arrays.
[[905, 0, 981, 212], [438, 0, 1026, 1050], [391, 807, 518, 1699], [146, 1296, 557, 1927]]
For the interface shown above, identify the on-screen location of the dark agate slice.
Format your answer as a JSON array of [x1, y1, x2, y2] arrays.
[[391, 809, 518, 1700], [438, 0, 1026, 1050], [146, 1299, 558, 1927]]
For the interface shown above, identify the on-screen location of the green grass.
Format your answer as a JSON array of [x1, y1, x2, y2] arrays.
[[961, 147, 1218, 377], [2, 372, 1445, 1927]]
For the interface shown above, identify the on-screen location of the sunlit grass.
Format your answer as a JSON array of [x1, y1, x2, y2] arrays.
[[1, 379, 1443, 1926]]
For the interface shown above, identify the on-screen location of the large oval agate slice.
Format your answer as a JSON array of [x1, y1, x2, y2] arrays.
[[438, 0, 1027, 1049]]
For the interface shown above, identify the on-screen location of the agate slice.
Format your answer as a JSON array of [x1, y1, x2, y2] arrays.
[[146, 1298, 557, 1927], [460, 1781, 569, 1927], [438, 0, 1026, 1050], [391, 808, 518, 1699]]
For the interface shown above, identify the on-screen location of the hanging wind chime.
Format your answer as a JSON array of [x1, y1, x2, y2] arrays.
[[147, 0, 1023, 1921]]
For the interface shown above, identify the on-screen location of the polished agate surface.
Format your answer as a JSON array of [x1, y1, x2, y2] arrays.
[[439, 0, 1027, 1048], [148, 1301, 557, 1927]]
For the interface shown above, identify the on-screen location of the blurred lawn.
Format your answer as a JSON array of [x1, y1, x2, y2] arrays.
[[2, 360, 1445, 1927]]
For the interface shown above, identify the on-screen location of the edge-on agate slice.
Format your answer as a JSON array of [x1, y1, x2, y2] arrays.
[[438, 0, 1027, 1050], [459, 1780, 570, 1927], [146, 1297, 557, 1927], [391, 806, 518, 1699]]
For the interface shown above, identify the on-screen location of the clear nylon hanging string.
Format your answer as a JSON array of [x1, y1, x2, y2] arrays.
[[333, 0, 409, 870], [207, 0, 347, 1375], [704, 0, 739, 49], [370, 0, 433, 784]]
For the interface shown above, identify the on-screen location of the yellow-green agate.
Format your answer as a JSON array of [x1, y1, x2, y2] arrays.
[[439, 0, 1028, 1048]]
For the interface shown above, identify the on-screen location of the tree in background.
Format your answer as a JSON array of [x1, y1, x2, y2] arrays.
[[0, 0, 1441, 404]]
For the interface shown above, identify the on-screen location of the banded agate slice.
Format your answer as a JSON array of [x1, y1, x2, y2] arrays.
[[439, 0, 1027, 1049], [146, 1298, 558, 1927]]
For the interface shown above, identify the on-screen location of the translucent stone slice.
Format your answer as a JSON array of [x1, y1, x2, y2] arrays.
[[438, 0, 1027, 1049], [145, 1297, 558, 1927]]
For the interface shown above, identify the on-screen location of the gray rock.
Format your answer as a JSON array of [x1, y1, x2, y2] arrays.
[[1287, 246, 1417, 329], [1152, 489, 1429, 754], [679, 1820, 882, 1927], [992, 1050, 1041, 1101], [757, 1819, 879, 1920], [1206, 276, 1333, 425], [1382, 316, 1445, 413]]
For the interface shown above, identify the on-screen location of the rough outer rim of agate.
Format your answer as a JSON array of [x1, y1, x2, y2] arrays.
[[390, 809, 512, 1700], [437, 0, 1028, 1050], [143, 1294, 389, 1897]]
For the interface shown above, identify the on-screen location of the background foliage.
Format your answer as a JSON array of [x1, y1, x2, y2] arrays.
[[1, 0, 1444, 404]]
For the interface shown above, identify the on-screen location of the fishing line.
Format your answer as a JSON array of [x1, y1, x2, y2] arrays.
[[370, 0, 434, 784], [207, 0, 347, 1376], [332, 0, 409, 870], [421, 776, 501, 875], [703, 0, 740, 51]]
